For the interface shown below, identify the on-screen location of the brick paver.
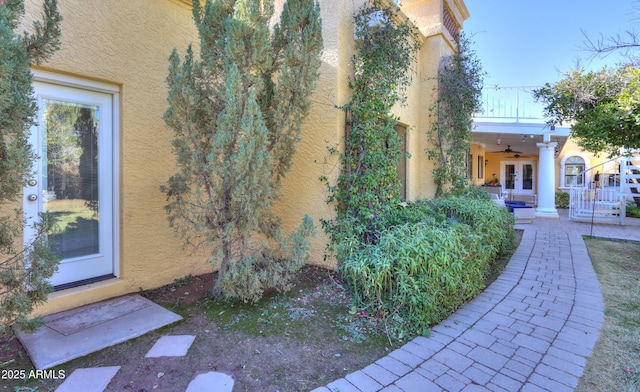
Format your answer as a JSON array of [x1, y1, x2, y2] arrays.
[[316, 211, 640, 391]]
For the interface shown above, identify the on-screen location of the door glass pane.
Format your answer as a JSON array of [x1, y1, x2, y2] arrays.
[[505, 164, 515, 189], [522, 164, 533, 190], [42, 99, 100, 259]]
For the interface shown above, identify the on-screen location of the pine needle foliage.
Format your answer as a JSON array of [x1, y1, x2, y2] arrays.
[[324, 0, 419, 247], [427, 32, 484, 197], [162, 0, 323, 302], [0, 0, 62, 336]]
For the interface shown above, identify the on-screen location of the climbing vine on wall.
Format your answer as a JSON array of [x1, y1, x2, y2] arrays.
[[323, 0, 419, 246], [427, 32, 484, 197]]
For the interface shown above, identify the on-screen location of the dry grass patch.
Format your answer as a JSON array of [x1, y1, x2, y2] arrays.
[[576, 237, 640, 392]]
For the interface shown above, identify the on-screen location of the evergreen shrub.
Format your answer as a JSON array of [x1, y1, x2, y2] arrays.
[[162, 0, 323, 302], [555, 190, 570, 209], [627, 204, 640, 218], [0, 0, 62, 336]]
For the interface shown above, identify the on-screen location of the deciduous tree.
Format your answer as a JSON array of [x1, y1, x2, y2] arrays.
[[534, 66, 640, 157]]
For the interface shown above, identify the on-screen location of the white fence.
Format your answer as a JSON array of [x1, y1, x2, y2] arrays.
[[569, 155, 640, 224]]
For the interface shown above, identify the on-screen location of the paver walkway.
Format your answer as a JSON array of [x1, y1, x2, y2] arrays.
[[313, 211, 640, 392], [54, 211, 640, 391]]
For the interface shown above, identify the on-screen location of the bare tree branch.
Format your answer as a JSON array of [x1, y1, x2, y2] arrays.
[[583, 29, 640, 59], [582, 1, 640, 63]]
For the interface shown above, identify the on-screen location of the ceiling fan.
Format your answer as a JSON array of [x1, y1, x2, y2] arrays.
[[498, 145, 523, 154], [506, 153, 532, 159]]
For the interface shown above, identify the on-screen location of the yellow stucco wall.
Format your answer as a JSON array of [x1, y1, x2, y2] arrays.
[[20, 0, 467, 316], [402, 35, 442, 200], [23, 0, 209, 315], [484, 152, 502, 185]]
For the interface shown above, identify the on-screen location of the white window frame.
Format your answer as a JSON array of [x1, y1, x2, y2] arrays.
[[560, 153, 590, 188]]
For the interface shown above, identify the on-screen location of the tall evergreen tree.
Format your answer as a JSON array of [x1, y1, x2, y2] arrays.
[[162, 0, 322, 302], [0, 0, 62, 336]]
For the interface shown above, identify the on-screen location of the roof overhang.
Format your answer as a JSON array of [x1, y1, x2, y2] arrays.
[[472, 121, 572, 156]]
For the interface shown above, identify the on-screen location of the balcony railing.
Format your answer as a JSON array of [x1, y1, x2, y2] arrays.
[[474, 86, 546, 123]]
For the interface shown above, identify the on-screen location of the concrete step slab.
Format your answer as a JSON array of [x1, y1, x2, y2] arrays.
[[145, 335, 195, 357], [186, 371, 234, 392], [14, 295, 182, 370], [54, 366, 120, 392]]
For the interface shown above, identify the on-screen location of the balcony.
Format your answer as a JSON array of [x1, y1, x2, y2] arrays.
[[474, 86, 546, 124], [472, 86, 571, 156]]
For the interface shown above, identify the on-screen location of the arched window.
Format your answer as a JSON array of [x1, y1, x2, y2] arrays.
[[564, 156, 585, 186]]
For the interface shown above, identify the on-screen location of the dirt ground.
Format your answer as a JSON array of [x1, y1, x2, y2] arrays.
[[1, 232, 520, 392], [1, 267, 392, 392]]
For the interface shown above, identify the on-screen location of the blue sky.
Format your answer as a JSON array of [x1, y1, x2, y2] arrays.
[[463, 0, 638, 87]]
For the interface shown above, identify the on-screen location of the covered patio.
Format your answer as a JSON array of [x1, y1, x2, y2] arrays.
[[472, 86, 571, 218]]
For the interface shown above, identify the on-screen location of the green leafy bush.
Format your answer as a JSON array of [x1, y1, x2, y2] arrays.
[[378, 199, 445, 231], [450, 186, 492, 201], [432, 195, 516, 258], [556, 190, 570, 209], [336, 195, 515, 340], [627, 204, 640, 218]]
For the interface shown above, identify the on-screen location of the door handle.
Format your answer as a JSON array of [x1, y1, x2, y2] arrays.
[[27, 194, 38, 201]]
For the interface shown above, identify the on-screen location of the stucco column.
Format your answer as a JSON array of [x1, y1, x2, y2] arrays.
[[536, 142, 559, 218]]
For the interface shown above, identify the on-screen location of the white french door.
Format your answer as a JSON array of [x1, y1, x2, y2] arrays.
[[25, 77, 118, 289], [501, 161, 535, 197]]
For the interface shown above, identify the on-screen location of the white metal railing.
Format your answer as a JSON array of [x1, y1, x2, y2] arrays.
[[473, 86, 546, 122], [621, 157, 640, 197], [570, 187, 622, 219], [569, 155, 640, 224]]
